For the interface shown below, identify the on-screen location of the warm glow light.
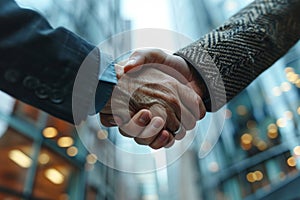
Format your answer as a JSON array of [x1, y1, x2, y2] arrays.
[[225, 109, 232, 119], [267, 130, 278, 139], [86, 154, 98, 164], [67, 146, 78, 157], [267, 124, 278, 139], [287, 157, 297, 167], [45, 168, 64, 184], [8, 149, 32, 168], [97, 130, 108, 140], [276, 118, 287, 128], [254, 171, 264, 181], [297, 107, 300, 115], [39, 153, 50, 165], [272, 87, 282, 96], [256, 141, 267, 151], [286, 72, 298, 83], [296, 79, 300, 88], [241, 143, 252, 151], [57, 137, 74, 148], [208, 162, 219, 173], [42, 127, 58, 138], [247, 171, 264, 183], [291, 74, 299, 83], [294, 146, 300, 156], [281, 82, 291, 92], [268, 124, 277, 130], [237, 105, 247, 115], [284, 111, 293, 120], [241, 133, 253, 145], [285, 67, 294, 73], [246, 173, 256, 183]]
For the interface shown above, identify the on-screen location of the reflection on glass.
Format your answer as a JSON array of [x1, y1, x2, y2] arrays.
[[12, 101, 40, 123], [0, 128, 33, 194], [32, 146, 76, 200]]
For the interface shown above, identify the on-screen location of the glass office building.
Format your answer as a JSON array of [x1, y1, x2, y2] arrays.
[[0, 0, 128, 199], [1, 0, 300, 200], [170, 0, 300, 200]]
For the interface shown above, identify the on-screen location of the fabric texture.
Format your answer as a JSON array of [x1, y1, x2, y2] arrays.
[[0, 0, 116, 123], [176, 0, 300, 111]]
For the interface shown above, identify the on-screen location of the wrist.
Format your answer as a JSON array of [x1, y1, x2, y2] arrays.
[[185, 61, 212, 110]]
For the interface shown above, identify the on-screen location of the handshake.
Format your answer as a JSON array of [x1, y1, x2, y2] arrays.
[[99, 49, 208, 149]]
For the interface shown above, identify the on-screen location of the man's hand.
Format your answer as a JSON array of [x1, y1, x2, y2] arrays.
[[124, 49, 207, 98], [101, 62, 205, 149]]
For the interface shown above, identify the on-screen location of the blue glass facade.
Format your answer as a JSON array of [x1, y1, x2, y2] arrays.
[[170, 0, 300, 199], [0, 0, 128, 199]]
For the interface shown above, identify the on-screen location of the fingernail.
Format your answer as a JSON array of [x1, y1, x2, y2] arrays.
[[152, 118, 163, 129], [139, 111, 150, 124], [158, 132, 169, 142]]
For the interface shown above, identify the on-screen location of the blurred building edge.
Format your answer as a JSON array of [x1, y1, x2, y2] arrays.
[[170, 0, 300, 200], [0, 0, 131, 200], [3, 0, 300, 200]]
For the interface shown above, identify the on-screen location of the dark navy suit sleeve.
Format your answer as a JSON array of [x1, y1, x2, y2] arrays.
[[0, 0, 115, 123]]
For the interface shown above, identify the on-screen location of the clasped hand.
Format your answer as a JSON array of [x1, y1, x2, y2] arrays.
[[100, 49, 206, 149]]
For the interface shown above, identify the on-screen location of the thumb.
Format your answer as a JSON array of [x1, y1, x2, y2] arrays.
[[124, 54, 145, 73]]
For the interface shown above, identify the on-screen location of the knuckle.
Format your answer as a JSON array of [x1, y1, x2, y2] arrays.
[[134, 138, 146, 145], [199, 104, 207, 119], [118, 128, 131, 138], [195, 95, 206, 119], [151, 49, 164, 57], [150, 143, 161, 150], [199, 108, 206, 119], [184, 118, 196, 130]]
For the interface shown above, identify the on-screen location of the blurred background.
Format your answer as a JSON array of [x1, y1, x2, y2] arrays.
[[1, 0, 300, 199]]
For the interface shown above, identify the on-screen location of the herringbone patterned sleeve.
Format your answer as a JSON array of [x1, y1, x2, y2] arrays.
[[176, 0, 300, 111]]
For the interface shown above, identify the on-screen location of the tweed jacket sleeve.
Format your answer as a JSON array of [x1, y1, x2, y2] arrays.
[[0, 0, 116, 123], [176, 0, 300, 111]]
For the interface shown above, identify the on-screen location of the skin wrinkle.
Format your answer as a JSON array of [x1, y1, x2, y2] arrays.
[[103, 67, 190, 134], [130, 83, 181, 132]]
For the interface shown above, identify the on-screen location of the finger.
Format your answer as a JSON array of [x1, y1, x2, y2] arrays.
[[174, 125, 186, 140], [114, 64, 124, 79], [124, 49, 166, 73], [124, 49, 191, 84], [136, 116, 165, 139], [147, 103, 181, 135], [176, 100, 197, 131], [134, 136, 156, 146], [149, 130, 173, 149], [165, 54, 192, 83], [177, 83, 206, 120], [100, 113, 123, 127], [118, 109, 152, 138], [124, 53, 146, 73], [165, 137, 175, 148], [133, 116, 165, 145]]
